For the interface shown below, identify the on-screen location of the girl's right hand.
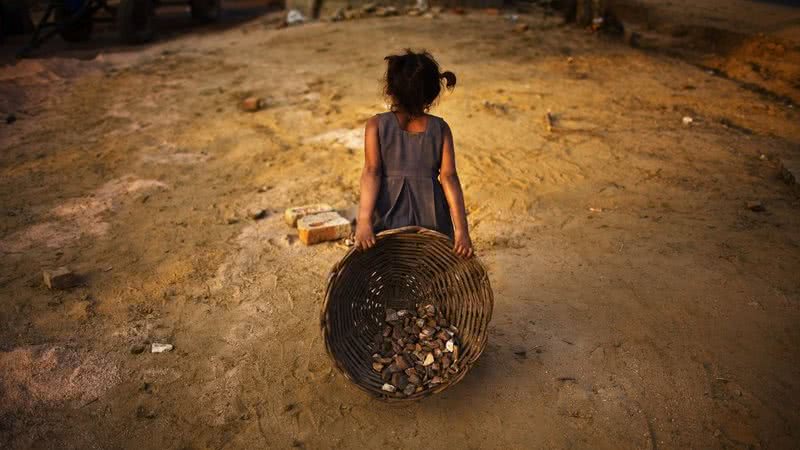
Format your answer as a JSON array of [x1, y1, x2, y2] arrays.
[[453, 229, 474, 258], [354, 221, 376, 251]]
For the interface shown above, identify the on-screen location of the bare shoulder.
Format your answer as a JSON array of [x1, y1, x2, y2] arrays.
[[366, 114, 381, 129]]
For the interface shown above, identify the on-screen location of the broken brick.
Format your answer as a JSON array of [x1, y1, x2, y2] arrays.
[[241, 97, 265, 112], [284, 203, 334, 227], [43, 267, 79, 289], [297, 212, 351, 245]]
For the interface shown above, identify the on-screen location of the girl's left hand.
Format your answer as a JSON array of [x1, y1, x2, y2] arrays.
[[453, 230, 474, 258], [354, 221, 376, 251]]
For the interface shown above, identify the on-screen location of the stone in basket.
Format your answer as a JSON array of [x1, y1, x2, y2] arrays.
[[321, 226, 494, 400]]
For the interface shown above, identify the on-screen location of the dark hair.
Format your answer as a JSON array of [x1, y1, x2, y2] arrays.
[[383, 49, 456, 117]]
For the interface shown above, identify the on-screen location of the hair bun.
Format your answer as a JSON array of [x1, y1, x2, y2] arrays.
[[440, 71, 457, 89]]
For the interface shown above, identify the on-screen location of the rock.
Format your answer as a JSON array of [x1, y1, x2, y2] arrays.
[[514, 23, 529, 32], [746, 201, 765, 212], [423, 352, 434, 366], [136, 405, 157, 419], [286, 9, 305, 25], [780, 159, 799, 185], [6, 113, 16, 124], [375, 6, 398, 17], [343, 9, 362, 20], [381, 383, 396, 393], [385, 308, 399, 322], [250, 208, 268, 220], [445, 339, 454, 352], [403, 384, 416, 396], [151, 343, 173, 353], [394, 354, 409, 370], [241, 97, 266, 112], [391, 372, 408, 389], [361, 2, 376, 13], [330, 7, 345, 21], [297, 211, 351, 245], [43, 267, 79, 289], [682, 116, 693, 126], [284, 203, 334, 227]]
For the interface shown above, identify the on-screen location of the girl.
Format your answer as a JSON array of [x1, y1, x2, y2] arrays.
[[354, 50, 473, 258]]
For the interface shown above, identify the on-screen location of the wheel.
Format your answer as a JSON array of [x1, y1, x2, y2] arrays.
[[117, 0, 154, 44], [55, 3, 94, 42], [190, 0, 221, 23]]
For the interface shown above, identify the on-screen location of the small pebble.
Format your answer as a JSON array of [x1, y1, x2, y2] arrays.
[[151, 343, 173, 353]]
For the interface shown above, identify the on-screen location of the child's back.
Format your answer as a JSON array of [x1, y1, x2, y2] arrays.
[[374, 112, 453, 237], [355, 49, 473, 258]]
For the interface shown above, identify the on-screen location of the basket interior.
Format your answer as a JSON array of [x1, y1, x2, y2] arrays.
[[323, 228, 493, 400]]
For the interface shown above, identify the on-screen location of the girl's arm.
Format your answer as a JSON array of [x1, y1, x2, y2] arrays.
[[440, 122, 474, 258], [354, 116, 381, 250]]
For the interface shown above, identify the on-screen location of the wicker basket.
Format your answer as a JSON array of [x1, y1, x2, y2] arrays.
[[321, 226, 494, 401]]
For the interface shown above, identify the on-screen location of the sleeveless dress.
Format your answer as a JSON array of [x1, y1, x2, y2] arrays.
[[374, 112, 454, 238]]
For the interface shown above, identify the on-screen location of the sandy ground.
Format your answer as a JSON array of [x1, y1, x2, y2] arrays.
[[1, 2, 800, 449]]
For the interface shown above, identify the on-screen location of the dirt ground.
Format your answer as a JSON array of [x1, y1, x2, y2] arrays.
[[1, 1, 800, 449]]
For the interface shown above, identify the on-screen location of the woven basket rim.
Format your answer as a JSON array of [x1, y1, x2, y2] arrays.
[[320, 226, 493, 402]]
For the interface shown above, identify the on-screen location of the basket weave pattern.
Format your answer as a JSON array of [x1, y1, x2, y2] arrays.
[[321, 226, 494, 400]]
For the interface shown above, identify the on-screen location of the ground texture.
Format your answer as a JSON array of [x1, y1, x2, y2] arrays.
[[1, 3, 799, 449]]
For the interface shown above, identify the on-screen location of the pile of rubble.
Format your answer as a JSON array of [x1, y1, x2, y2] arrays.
[[371, 303, 461, 397], [330, 1, 446, 22]]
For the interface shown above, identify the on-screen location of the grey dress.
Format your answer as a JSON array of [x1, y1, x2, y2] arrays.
[[374, 112, 453, 238]]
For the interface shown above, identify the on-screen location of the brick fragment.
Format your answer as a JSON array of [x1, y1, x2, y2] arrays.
[[780, 159, 799, 185], [297, 212, 351, 245], [241, 97, 265, 112], [43, 267, 79, 289], [284, 203, 334, 227]]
